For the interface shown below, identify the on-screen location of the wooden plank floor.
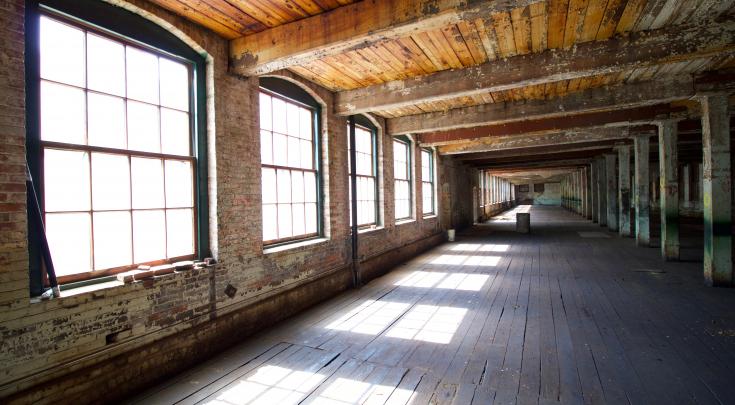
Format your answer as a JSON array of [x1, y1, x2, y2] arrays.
[[127, 206, 735, 405]]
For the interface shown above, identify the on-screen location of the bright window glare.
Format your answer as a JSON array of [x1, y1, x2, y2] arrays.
[[479, 244, 510, 252], [326, 300, 410, 335], [450, 243, 481, 252], [211, 365, 325, 405], [430, 254, 501, 266], [386, 305, 467, 344], [431, 254, 467, 265], [395, 271, 491, 290], [312, 378, 372, 405], [436, 273, 490, 291]]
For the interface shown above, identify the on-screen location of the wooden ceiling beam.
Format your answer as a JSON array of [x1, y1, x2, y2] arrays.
[[421, 104, 685, 146], [230, 0, 541, 76], [336, 20, 735, 115], [456, 141, 620, 161], [478, 159, 592, 171], [388, 76, 694, 134]]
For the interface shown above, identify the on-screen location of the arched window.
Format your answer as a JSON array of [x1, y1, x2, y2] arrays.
[[259, 77, 321, 245], [26, 0, 208, 291]]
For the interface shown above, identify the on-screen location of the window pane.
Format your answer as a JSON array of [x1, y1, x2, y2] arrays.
[[299, 108, 312, 140], [88, 92, 126, 149], [133, 209, 166, 263], [394, 158, 406, 180], [87, 33, 125, 96], [304, 172, 317, 203], [272, 97, 287, 134], [292, 171, 304, 203], [40, 16, 85, 87], [126, 46, 159, 104], [91, 153, 130, 210], [277, 169, 291, 203], [305, 202, 317, 234], [161, 108, 190, 156], [131, 157, 164, 209], [160, 58, 189, 111], [46, 213, 92, 276], [93, 211, 132, 270], [44, 149, 90, 212], [127, 101, 161, 153], [277, 204, 292, 239], [288, 136, 300, 168], [292, 203, 305, 236], [262, 168, 277, 204], [167, 208, 193, 258], [273, 133, 287, 166], [41, 81, 86, 144], [260, 93, 272, 131], [300, 139, 313, 170], [165, 160, 193, 208], [287, 103, 300, 137], [262, 204, 278, 241], [260, 130, 273, 165]]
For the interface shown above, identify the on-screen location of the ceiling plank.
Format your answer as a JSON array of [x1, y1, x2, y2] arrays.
[[335, 20, 735, 115], [388, 75, 694, 134], [230, 0, 541, 76]]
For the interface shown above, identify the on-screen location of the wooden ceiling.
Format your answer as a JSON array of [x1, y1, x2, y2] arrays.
[[146, 0, 357, 39]]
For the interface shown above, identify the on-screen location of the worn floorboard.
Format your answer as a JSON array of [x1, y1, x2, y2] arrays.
[[126, 206, 735, 405]]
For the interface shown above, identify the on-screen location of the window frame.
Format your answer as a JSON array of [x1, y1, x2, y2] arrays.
[[348, 116, 379, 229], [393, 136, 413, 222], [26, 0, 209, 292], [259, 78, 323, 247], [421, 148, 436, 217]]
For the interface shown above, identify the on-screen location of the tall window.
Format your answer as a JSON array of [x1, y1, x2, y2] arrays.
[[260, 87, 319, 245], [37, 14, 197, 282], [421, 149, 435, 216], [348, 123, 378, 227], [394, 138, 412, 220]]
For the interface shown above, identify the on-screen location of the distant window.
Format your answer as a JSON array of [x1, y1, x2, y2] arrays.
[[259, 89, 319, 244], [534, 183, 545, 193], [348, 123, 378, 227], [37, 14, 196, 282], [393, 138, 412, 220], [421, 149, 435, 216]]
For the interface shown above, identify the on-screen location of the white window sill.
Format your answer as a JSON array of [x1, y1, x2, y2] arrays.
[[395, 218, 416, 226], [358, 226, 384, 235], [263, 237, 329, 255], [422, 214, 438, 220]]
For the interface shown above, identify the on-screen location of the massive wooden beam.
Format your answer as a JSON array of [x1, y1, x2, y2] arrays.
[[388, 76, 694, 134], [456, 141, 619, 161], [438, 128, 633, 155], [336, 21, 735, 115], [466, 149, 611, 166], [480, 158, 592, 171], [420, 105, 683, 146], [230, 0, 539, 76]]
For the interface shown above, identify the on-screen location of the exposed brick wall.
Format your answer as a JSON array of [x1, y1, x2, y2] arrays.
[[0, 1, 475, 403]]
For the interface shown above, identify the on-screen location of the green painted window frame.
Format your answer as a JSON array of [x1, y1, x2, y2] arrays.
[[25, 0, 209, 294], [393, 135, 413, 221]]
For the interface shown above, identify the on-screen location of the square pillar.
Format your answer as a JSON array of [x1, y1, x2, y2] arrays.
[[585, 166, 593, 219], [658, 120, 680, 260], [597, 157, 607, 226], [591, 163, 598, 222], [617, 145, 632, 236], [682, 163, 691, 206], [700, 94, 732, 287], [605, 153, 618, 231], [634, 135, 651, 247]]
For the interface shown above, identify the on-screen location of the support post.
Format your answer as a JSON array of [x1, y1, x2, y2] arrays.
[[585, 166, 592, 219], [617, 145, 632, 236], [658, 120, 680, 260], [634, 135, 651, 246], [606, 154, 618, 230], [700, 94, 732, 286], [591, 163, 598, 222], [597, 157, 607, 226]]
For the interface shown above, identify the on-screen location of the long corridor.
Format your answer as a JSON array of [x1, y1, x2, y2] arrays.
[[129, 206, 735, 405]]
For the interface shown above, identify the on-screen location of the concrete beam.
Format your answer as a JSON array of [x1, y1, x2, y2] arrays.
[[700, 94, 732, 287], [658, 120, 680, 260], [336, 21, 735, 115]]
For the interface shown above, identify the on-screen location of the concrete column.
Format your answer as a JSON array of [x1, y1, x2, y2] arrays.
[[587, 165, 595, 220], [590, 164, 597, 222], [599, 157, 608, 226], [605, 154, 618, 231], [634, 135, 651, 246], [682, 163, 691, 205], [658, 120, 680, 260], [617, 145, 632, 236], [700, 94, 732, 287], [575, 171, 581, 214]]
